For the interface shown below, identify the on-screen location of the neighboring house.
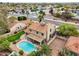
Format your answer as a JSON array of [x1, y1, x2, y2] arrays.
[[24, 21, 56, 45], [10, 23, 26, 33], [52, 8, 62, 14], [72, 16, 79, 20], [71, 9, 79, 15], [65, 36, 79, 55]]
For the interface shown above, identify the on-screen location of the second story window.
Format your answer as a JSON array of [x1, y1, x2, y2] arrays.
[[36, 31, 38, 34], [41, 33, 44, 36], [50, 29, 52, 32], [29, 29, 32, 32]]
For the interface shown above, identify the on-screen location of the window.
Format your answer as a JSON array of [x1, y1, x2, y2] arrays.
[[41, 33, 43, 36], [50, 29, 52, 32], [29, 29, 32, 31], [17, 27, 19, 29], [36, 31, 38, 34]]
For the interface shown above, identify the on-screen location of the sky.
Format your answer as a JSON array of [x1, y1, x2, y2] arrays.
[[0, 0, 79, 3]]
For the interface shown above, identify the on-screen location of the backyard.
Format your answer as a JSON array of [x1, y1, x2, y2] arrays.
[[0, 31, 25, 56]]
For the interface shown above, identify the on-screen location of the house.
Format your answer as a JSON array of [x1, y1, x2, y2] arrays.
[[24, 21, 56, 45], [65, 36, 79, 54], [10, 22, 26, 33], [72, 15, 79, 20]]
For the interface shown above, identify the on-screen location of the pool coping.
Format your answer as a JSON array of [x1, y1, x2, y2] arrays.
[[16, 39, 37, 54]]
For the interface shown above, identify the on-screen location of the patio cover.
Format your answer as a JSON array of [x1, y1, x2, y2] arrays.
[[27, 34, 44, 43]]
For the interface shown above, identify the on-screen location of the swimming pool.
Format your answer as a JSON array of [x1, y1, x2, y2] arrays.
[[18, 41, 37, 53]]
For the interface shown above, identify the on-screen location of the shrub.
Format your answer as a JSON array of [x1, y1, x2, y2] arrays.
[[19, 50, 24, 55], [62, 12, 75, 19], [0, 40, 10, 50], [18, 16, 27, 21], [54, 13, 61, 18], [59, 48, 77, 56], [13, 41, 17, 44]]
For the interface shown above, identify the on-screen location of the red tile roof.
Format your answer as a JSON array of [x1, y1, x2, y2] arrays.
[[65, 36, 79, 54]]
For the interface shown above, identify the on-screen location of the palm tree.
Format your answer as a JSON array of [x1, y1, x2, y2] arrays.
[[38, 10, 45, 23], [41, 44, 52, 56], [49, 7, 53, 15]]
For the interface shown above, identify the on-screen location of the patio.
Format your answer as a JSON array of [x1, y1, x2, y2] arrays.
[[49, 37, 66, 56]]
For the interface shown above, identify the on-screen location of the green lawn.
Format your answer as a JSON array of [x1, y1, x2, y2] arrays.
[[0, 31, 25, 50], [7, 31, 25, 42]]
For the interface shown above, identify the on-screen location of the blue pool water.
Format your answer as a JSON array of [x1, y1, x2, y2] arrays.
[[18, 41, 37, 53]]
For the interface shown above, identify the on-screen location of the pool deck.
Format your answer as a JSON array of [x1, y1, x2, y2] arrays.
[[10, 34, 41, 56], [10, 38, 28, 56]]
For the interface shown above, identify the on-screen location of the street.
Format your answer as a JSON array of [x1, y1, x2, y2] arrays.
[[8, 13, 79, 29]]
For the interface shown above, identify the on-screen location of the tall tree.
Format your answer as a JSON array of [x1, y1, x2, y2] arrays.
[[57, 24, 79, 36], [38, 10, 45, 23]]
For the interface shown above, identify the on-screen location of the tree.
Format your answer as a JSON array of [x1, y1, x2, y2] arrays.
[[30, 5, 38, 12], [18, 16, 27, 21], [41, 44, 52, 55], [62, 5, 72, 19], [38, 10, 45, 23], [64, 5, 71, 11], [57, 24, 79, 36], [19, 50, 24, 55], [49, 7, 53, 15], [55, 4, 63, 8], [76, 6, 79, 9], [0, 40, 10, 50], [21, 9, 25, 14], [62, 12, 75, 19], [54, 12, 61, 18], [26, 11, 29, 18]]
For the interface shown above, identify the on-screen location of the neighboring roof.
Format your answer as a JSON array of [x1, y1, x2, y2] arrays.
[[10, 22, 26, 32], [21, 19, 33, 27], [65, 36, 79, 54]]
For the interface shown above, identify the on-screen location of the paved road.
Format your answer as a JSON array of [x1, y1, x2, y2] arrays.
[[8, 13, 79, 29], [45, 18, 79, 29]]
